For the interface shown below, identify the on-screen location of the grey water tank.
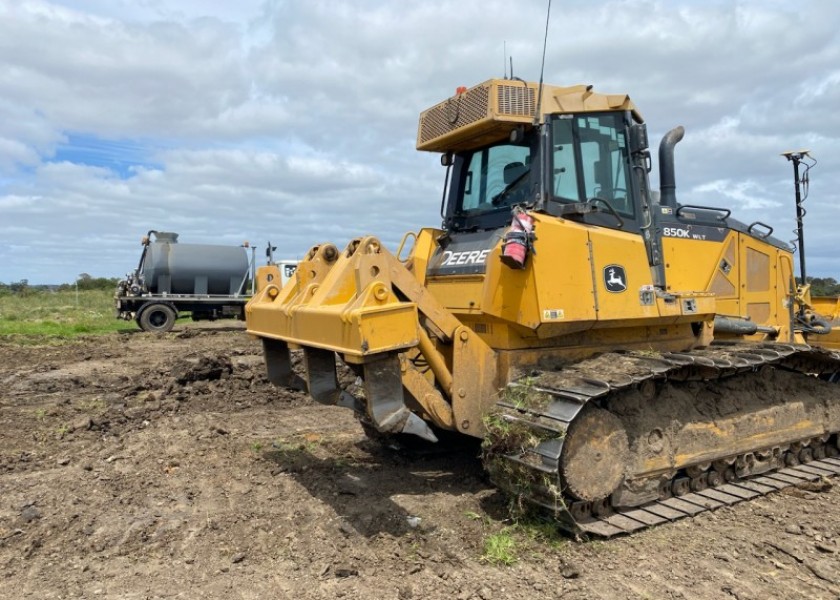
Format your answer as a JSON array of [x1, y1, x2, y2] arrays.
[[142, 232, 249, 295]]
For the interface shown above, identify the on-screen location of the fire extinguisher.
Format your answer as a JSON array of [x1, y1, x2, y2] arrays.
[[500, 207, 535, 269]]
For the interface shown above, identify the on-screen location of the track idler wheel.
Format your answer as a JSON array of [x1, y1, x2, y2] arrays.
[[560, 407, 629, 501]]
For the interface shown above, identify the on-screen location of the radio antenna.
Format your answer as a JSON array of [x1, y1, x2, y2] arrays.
[[534, 0, 552, 124], [503, 41, 508, 79]]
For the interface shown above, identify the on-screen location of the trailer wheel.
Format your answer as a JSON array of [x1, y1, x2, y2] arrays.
[[137, 303, 177, 333]]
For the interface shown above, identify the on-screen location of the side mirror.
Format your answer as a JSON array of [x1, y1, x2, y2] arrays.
[[629, 123, 649, 154]]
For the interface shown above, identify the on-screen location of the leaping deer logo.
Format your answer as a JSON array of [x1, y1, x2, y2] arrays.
[[604, 265, 627, 293]]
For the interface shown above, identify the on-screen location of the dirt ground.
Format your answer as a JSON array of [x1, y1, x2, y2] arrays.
[[3, 323, 840, 599]]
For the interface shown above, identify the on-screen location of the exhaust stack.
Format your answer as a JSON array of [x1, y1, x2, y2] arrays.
[[658, 126, 685, 208]]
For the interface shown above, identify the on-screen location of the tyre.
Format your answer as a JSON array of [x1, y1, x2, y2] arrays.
[[137, 303, 177, 333]]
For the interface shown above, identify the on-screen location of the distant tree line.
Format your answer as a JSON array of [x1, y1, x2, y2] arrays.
[[0, 273, 120, 296], [806, 277, 840, 297], [63, 273, 121, 291], [0, 280, 35, 296]]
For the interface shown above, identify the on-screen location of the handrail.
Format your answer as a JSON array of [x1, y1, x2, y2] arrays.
[[676, 204, 731, 221], [747, 221, 774, 239]]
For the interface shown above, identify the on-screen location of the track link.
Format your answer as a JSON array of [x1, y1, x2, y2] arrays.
[[578, 458, 840, 537], [482, 342, 840, 537]]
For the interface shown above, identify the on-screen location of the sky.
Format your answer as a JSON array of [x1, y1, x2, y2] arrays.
[[1, 0, 838, 284]]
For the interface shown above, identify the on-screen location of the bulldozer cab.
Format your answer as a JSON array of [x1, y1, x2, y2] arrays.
[[444, 110, 650, 236]]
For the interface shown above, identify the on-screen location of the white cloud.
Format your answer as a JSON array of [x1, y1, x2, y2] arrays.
[[0, 1, 249, 139], [691, 179, 781, 211], [0, 0, 839, 283]]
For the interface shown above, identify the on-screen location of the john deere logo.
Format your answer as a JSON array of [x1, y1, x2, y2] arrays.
[[604, 265, 627, 293]]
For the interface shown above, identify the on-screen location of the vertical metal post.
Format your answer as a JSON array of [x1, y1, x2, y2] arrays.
[[782, 150, 814, 312], [250, 246, 256, 295], [789, 154, 807, 285]]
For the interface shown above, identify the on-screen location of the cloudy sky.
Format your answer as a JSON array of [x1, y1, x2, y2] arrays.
[[1, 0, 838, 284]]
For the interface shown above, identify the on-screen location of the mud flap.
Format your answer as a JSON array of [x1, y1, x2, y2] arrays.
[[363, 354, 438, 443]]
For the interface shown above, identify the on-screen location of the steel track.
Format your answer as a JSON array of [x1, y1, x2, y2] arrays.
[[484, 342, 840, 537], [574, 457, 840, 537]]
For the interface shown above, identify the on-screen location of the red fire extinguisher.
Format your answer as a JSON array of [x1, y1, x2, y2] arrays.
[[501, 208, 535, 269]]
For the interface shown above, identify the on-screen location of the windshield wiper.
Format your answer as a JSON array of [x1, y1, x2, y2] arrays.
[[491, 168, 531, 205]]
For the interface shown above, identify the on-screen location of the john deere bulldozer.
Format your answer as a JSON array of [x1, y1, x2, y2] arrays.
[[246, 79, 840, 537]]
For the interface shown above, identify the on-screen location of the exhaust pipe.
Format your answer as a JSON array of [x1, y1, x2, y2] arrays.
[[714, 315, 779, 336], [658, 126, 685, 208]]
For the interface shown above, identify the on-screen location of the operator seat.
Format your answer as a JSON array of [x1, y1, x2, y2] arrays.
[[494, 161, 530, 207]]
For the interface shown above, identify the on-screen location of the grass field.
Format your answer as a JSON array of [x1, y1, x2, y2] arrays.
[[0, 289, 135, 340]]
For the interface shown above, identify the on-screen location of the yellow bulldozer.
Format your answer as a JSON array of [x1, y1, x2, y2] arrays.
[[246, 78, 840, 537]]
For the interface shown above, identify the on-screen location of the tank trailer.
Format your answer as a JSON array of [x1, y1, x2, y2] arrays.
[[116, 230, 292, 332]]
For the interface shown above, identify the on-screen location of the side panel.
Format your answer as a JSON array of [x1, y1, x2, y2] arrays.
[[662, 228, 794, 336], [739, 236, 794, 339], [587, 226, 659, 322], [662, 230, 739, 298], [740, 237, 772, 324], [481, 216, 598, 329], [425, 277, 486, 311]]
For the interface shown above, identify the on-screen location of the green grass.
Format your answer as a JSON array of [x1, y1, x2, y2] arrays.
[[481, 530, 517, 565], [0, 289, 135, 340], [273, 434, 322, 454], [469, 510, 569, 566]]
